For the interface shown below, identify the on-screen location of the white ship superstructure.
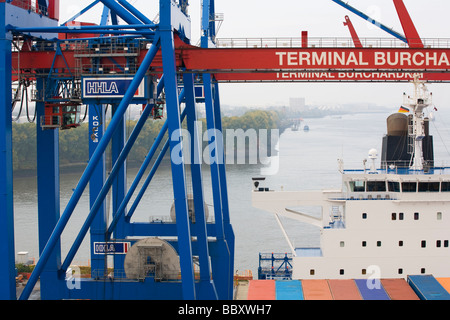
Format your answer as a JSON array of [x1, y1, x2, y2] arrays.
[[252, 79, 450, 280]]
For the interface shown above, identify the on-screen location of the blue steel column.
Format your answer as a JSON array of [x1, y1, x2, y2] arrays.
[[36, 78, 63, 300], [184, 73, 218, 300], [0, 1, 16, 300], [201, 0, 234, 300], [111, 103, 127, 274], [213, 80, 235, 299], [160, 0, 196, 300], [203, 73, 231, 300], [89, 104, 107, 278]]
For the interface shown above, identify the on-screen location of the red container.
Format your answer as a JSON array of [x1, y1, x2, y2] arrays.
[[247, 280, 275, 300], [328, 280, 362, 300], [48, 0, 60, 20], [381, 279, 420, 300], [301, 280, 333, 300]]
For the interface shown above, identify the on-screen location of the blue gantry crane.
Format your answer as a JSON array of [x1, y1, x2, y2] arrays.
[[1, 0, 234, 300]]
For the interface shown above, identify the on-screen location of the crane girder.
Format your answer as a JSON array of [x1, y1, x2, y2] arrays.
[[13, 37, 450, 83]]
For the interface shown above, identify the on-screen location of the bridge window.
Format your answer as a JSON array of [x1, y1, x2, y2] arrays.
[[388, 181, 400, 192], [418, 182, 440, 192], [402, 182, 417, 192], [367, 181, 386, 192], [442, 182, 450, 192], [350, 180, 365, 192]]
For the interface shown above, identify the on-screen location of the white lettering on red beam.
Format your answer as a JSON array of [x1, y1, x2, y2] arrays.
[[275, 51, 450, 67], [276, 72, 425, 80]]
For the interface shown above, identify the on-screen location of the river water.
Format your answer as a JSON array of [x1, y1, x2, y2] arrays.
[[12, 108, 450, 277]]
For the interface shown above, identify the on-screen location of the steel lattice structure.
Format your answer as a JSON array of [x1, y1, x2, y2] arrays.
[[0, 0, 448, 300]]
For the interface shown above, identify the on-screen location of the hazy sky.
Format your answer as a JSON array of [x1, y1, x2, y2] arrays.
[[59, 0, 450, 109]]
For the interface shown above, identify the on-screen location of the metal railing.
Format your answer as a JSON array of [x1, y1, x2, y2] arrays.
[[72, 38, 141, 59], [149, 214, 215, 224], [216, 37, 450, 49], [8, 0, 48, 16], [342, 161, 450, 175], [79, 63, 138, 75]]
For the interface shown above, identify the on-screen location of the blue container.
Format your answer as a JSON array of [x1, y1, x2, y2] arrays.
[[355, 279, 390, 300], [408, 275, 450, 300], [275, 280, 304, 300]]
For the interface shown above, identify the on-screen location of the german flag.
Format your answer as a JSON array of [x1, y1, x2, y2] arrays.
[[398, 106, 409, 113]]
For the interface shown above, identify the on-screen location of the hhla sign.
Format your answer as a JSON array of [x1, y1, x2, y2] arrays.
[[82, 77, 146, 99]]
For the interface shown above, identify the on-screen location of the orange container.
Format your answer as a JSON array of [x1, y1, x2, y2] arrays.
[[328, 280, 362, 300], [247, 280, 275, 300], [381, 279, 420, 300], [436, 278, 450, 294], [301, 280, 333, 300]]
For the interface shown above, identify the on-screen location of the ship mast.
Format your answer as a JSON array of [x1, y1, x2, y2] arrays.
[[404, 76, 432, 171]]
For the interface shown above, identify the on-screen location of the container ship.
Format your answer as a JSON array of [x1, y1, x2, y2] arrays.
[[245, 78, 450, 300]]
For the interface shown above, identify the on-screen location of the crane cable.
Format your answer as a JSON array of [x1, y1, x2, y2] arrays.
[[12, 80, 23, 122], [12, 79, 34, 123], [25, 80, 36, 123]]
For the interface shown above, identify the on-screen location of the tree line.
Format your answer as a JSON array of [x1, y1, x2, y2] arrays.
[[12, 109, 286, 174]]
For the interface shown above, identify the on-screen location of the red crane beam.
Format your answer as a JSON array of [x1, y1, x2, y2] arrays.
[[393, 0, 423, 48], [182, 47, 450, 72], [213, 72, 450, 83], [12, 50, 167, 71], [12, 37, 450, 82]]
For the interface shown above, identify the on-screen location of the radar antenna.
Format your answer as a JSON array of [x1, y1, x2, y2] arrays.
[[403, 75, 432, 170]]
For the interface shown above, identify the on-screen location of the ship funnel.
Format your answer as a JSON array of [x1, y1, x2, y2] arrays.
[[386, 113, 408, 136], [381, 113, 434, 170]]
